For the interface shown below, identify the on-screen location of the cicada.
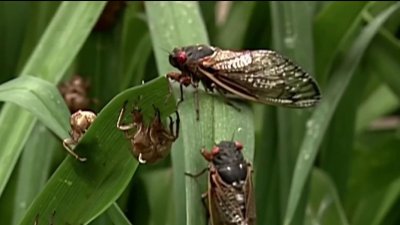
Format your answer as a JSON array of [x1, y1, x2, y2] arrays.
[[167, 45, 321, 119], [116, 101, 180, 164], [58, 75, 97, 113], [186, 140, 256, 225], [63, 110, 97, 162]]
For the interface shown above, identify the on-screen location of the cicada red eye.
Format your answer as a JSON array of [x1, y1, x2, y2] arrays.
[[235, 141, 243, 151], [176, 51, 187, 64], [211, 146, 220, 155]]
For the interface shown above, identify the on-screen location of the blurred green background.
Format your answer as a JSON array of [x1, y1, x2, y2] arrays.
[[0, 1, 399, 225]]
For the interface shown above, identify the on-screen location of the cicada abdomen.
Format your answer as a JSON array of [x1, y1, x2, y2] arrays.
[[186, 140, 256, 225], [167, 45, 321, 119]]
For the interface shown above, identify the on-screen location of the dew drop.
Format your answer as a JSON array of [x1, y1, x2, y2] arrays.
[[284, 36, 295, 49], [19, 201, 27, 209], [64, 179, 72, 186], [304, 152, 310, 160]]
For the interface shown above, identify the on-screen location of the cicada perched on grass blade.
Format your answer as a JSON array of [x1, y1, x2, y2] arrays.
[[186, 140, 256, 225], [167, 44, 321, 119]]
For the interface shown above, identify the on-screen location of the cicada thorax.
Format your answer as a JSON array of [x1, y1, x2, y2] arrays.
[[117, 101, 180, 164], [196, 141, 256, 225], [167, 44, 322, 119]]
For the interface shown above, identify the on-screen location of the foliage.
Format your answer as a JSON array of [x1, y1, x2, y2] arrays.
[[0, 1, 399, 225]]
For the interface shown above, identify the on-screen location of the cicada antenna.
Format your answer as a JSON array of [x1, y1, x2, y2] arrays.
[[157, 45, 171, 56], [231, 127, 242, 141]]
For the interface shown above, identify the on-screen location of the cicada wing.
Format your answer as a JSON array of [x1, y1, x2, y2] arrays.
[[212, 172, 249, 225], [208, 173, 225, 225], [244, 165, 256, 225], [200, 49, 321, 108]]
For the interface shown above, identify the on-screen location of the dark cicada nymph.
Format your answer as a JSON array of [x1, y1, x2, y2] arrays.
[[186, 141, 256, 225], [63, 110, 97, 162], [167, 45, 321, 119], [93, 1, 127, 32], [117, 101, 180, 164], [58, 75, 97, 113]]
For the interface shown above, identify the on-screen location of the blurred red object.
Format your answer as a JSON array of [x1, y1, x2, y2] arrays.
[[94, 1, 127, 32]]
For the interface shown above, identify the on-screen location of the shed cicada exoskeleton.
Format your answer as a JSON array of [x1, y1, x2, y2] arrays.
[[117, 101, 180, 164], [63, 110, 97, 162]]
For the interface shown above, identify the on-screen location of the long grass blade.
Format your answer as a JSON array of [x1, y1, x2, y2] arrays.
[[283, 3, 400, 225]]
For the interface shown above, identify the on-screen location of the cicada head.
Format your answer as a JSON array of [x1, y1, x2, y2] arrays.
[[207, 140, 248, 187], [169, 45, 216, 71]]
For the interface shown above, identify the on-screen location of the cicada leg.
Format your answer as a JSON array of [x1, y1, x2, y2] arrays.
[[213, 84, 242, 112], [184, 167, 208, 178], [116, 101, 136, 131], [62, 138, 87, 162]]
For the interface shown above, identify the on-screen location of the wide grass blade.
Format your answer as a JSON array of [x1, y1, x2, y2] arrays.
[[18, 77, 176, 225], [11, 126, 60, 225], [0, 76, 70, 139], [283, 3, 400, 225], [145, 2, 255, 225]]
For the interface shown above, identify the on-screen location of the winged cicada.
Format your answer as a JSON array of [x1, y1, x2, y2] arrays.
[[117, 101, 180, 164], [186, 140, 256, 225], [167, 45, 321, 119]]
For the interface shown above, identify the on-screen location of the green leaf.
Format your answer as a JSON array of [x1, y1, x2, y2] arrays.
[[363, 28, 400, 99], [107, 203, 132, 225], [145, 2, 255, 225], [352, 177, 400, 225], [270, 2, 317, 224], [347, 130, 400, 217], [283, 3, 400, 225], [356, 85, 399, 133], [0, 76, 70, 139], [314, 1, 368, 86], [0, 2, 106, 198], [0, 2, 31, 80], [306, 169, 349, 225], [11, 126, 60, 225], [215, 1, 256, 48], [18, 77, 176, 225], [254, 107, 279, 225]]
